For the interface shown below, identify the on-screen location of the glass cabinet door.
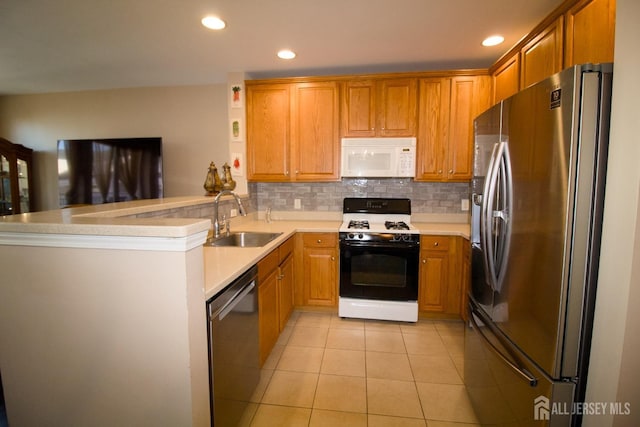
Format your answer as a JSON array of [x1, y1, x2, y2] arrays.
[[0, 153, 12, 215], [0, 137, 34, 215], [17, 158, 30, 213]]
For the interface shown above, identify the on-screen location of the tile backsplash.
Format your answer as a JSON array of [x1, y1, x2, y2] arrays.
[[128, 179, 469, 222], [252, 179, 470, 214]]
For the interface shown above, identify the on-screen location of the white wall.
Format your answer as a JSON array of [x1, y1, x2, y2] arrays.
[[0, 84, 229, 211], [0, 244, 210, 426], [584, 0, 640, 425]]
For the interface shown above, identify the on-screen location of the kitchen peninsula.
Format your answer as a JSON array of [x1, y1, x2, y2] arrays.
[[0, 196, 468, 426]]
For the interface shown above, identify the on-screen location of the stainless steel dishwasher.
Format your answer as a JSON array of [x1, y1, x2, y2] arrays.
[[207, 265, 260, 426]]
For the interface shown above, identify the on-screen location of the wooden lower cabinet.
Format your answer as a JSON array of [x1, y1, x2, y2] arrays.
[[278, 238, 295, 330], [460, 238, 471, 322], [258, 254, 280, 365], [295, 232, 338, 307], [418, 235, 467, 318], [258, 237, 294, 365]]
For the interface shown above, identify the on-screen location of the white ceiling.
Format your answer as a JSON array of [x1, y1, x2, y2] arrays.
[[0, 0, 564, 95]]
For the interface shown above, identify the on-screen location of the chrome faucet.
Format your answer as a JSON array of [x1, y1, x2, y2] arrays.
[[213, 190, 247, 238]]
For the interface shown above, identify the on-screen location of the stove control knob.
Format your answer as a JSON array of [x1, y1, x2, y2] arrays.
[[358, 234, 363, 239], [348, 233, 354, 239]]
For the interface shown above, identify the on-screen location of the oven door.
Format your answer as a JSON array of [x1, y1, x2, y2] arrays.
[[339, 240, 419, 301]]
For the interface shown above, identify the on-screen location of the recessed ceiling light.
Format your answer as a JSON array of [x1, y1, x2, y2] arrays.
[[277, 49, 296, 60], [482, 35, 505, 47], [201, 16, 226, 30]]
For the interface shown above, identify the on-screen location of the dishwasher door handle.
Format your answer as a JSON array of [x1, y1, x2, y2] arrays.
[[214, 280, 256, 321]]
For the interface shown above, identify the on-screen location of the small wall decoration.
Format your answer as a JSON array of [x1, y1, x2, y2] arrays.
[[231, 152, 243, 176], [230, 118, 242, 141], [231, 84, 243, 108]]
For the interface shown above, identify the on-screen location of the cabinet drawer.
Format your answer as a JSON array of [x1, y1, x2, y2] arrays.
[[421, 235, 450, 251], [302, 233, 337, 247], [279, 236, 294, 262], [258, 250, 279, 283]]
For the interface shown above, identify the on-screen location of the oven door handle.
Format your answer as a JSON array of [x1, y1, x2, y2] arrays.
[[340, 241, 420, 250]]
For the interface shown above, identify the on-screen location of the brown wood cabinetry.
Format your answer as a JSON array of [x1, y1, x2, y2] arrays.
[[493, 52, 520, 104], [419, 235, 467, 318], [247, 81, 340, 182], [246, 84, 290, 181], [415, 78, 449, 181], [277, 237, 295, 330], [0, 138, 34, 215], [564, 0, 616, 66], [295, 232, 338, 307], [491, 0, 615, 105], [415, 75, 491, 182], [257, 237, 295, 365], [258, 250, 280, 365], [341, 78, 417, 137], [520, 16, 564, 90], [419, 235, 451, 313], [459, 239, 471, 322], [291, 82, 341, 181]]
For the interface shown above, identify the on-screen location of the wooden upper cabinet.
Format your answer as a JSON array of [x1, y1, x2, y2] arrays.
[[246, 84, 290, 181], [565, 0, 615, 66], [493, 52, 520, 104], [341, 78, 417, 137], [341, 80, 376, 137], [417, 75, 490, 182], [247, 81, 340, 182], [290, 82, 340, 181], [415, 78, 450, 181], [520, 16, 564, 89], [377, 78, 418, 137]]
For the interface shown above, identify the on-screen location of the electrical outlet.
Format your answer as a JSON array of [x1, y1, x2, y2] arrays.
[[461, 199, 469, 211], [230, 208, 238, 217], [294, 199, 301, 210]]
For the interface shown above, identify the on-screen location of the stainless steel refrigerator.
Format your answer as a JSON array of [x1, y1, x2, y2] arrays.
[[465, 63, 613, 426]]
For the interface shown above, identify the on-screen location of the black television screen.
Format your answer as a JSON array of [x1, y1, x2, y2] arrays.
[[57, 137, 163, 207]]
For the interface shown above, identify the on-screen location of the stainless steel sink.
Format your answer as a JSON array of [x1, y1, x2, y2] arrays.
[[204, 231, 283, 248]]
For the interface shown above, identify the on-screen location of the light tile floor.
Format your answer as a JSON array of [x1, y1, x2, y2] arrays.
[[245, 310, 480, 426]]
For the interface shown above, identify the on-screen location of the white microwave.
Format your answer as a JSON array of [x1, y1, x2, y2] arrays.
[[341, 137, 416, 178]]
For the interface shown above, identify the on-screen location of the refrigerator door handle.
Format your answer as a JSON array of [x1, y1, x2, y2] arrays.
[[469, 304, 538, 387], [481, 141, 513, 292], [480, 142, 501, 291]]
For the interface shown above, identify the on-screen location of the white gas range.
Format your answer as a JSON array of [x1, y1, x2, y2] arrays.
[[338, 198, 420, 322]]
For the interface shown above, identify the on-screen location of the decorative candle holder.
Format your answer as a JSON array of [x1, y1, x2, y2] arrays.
[[203, 162, 223, 195]]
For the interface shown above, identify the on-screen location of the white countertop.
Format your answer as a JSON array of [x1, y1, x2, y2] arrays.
[[0, 196, 470, 300], [0, 196, 214, 237], [203, 219, 470, 300]]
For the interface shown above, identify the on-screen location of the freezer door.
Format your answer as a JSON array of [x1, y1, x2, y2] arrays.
[[465, 301, 575, 426]]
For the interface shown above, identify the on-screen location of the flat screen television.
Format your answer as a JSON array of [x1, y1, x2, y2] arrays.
[[57, 137, 163, 207]]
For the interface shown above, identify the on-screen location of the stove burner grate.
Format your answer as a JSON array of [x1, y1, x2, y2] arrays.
[[348, 220, 370, 230], [385, 221, 410, 230]]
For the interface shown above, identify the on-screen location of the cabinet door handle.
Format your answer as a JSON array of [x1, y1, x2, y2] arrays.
[[331, 256, 335, 261], [317, 239, 322, 243], [438, 169, 443, 174], [422, 259, 426, 263], [433, 242, 439, 247], [449, 169, 453, 174]]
